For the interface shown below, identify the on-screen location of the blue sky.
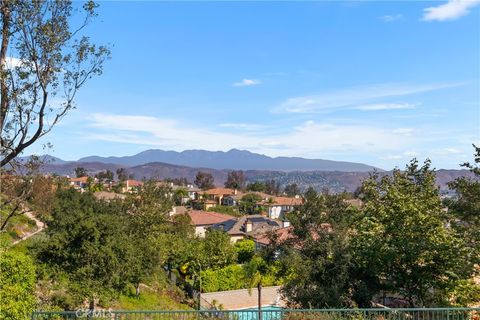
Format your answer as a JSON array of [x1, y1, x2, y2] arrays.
[[30, 1, 480, 170]]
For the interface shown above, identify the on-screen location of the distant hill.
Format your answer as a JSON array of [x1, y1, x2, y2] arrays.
[[38, 160, 475, 193], [18, 154, 67, 165], [40, 161, 125, 176], [78, 148, 380, 172]]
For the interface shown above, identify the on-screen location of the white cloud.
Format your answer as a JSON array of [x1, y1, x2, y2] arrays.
[[381, 150, 418, 160], [380, 14, 403, 22], [87, 114, 414, 159], [273, 83, 461, 114], [392, 128, 415, 136], [423, 0, 480, 21], [403, 150, 418, 157], [434, 147, 463, 155], [232, 79, 261, 87], [382, 155, 403, 160], [354, 103, 416, 111], [219, 123, 268, 131]]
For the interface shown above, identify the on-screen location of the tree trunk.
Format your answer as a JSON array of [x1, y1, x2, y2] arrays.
[[136, 283, 140, 297], [258, 283, 262, 320], [0, 0, 10, 133], [87, 297, 94, 320]]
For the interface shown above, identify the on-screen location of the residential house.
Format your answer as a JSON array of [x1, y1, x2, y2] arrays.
[[185, 184, 200, 200], [121, 179, 143, 193], [253, 226, 295, 250], [192, 199, 217, 211], [171, 184, 200, 204], [258, 196, 303, 219], [187, 210, 236, 237], [69, 176, 89, 190], [221, 192, 244, 206], [253, 222, 330, 250], [212, 214, 284, 243], [192, 188, 239, 210], [203, 188, 239, 205]]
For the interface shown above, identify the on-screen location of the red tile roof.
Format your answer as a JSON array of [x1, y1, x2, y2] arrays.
[[70, 176, 89, 183], [204, 188, 236, 195], [188, 210, 235, 226], [126, 180, 143, 187], [254, 226, 295, 246], [260, 196, 303, 206], [254, 224, 330, 247]]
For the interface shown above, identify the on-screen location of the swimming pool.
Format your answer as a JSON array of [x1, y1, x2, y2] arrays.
[[230, 306, 283, 320]]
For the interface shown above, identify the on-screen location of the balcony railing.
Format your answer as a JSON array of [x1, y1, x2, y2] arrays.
[[31, 308, 480, 320]]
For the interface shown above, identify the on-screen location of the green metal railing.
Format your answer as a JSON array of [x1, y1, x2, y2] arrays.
[[31, 308, 480, 320]]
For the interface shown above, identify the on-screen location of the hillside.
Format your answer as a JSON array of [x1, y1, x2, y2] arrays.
[[78, 148, 380, 172], [39, 160, 475, 193]]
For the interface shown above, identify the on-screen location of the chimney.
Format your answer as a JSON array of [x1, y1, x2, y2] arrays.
[[246, 219, 253, 232], [282, 220, 290, 228]]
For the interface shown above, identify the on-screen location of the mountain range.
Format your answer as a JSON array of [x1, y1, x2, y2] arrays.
[[26, 149, 475, 193], [77, 149, 381, 172]]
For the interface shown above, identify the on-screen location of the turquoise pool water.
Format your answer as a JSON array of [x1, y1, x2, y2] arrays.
[[230, 306, 283, 320]]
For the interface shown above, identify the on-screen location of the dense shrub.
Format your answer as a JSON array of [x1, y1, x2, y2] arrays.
[[234, 239, 255, 263], [0, 249, 36, 320], [200, 265, 244, 292], [199, 261, 283, 293]]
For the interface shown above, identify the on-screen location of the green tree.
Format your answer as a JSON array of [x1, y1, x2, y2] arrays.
[[95, 170, 114, 181], [0, 1, 110, 167], [239, 193, 263, 215], [235, 239, 255, 263], [0, 248, 36, 320], [265, 180, 280, 196], [280, 191, 358, 308], [284, 183, 300, 197], [122, 181, 173, 296], [444, 145, 480, 303], [173, 187, 189, 205], [37, 189, 132, 307], [354, 159, 468, 306], [224, 170, 246, 190], [247, 181, 266, 192], [303, 186, 317, 199], [28, 175, 56, 221], [74, 167, 87, 178], [200, 264, 245, 293], [165, 177, 189, 186], [87, 176, 103, 192], [202, 229, 237, 270], [446, 145, 480, 255], [116, 168, 129, 181], [194, 171, 215, 190]]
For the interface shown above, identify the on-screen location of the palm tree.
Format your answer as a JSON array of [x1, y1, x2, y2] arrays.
[[244, 256, 268, 320]]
